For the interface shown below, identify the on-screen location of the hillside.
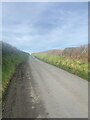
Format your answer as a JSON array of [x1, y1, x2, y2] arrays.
[[39, 45, 88, 62], [2, 42, 29, 94], [63, 45, 88, 61], [0, 41, 2, 82]]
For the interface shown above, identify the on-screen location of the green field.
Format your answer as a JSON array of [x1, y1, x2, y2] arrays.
[[33, 53, 89, 81]]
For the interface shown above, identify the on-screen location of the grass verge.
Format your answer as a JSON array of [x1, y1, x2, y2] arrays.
[[33, 53, 89, 81], [2, 53, 29, 94]]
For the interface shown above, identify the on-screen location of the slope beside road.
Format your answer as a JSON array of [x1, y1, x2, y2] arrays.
[[3, 56, 88, 118]]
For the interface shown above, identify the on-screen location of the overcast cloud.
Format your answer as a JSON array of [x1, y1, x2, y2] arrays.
[[2, 2, 88, 53]]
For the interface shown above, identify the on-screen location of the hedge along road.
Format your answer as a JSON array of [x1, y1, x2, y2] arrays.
[[3, 55, 88, 118]]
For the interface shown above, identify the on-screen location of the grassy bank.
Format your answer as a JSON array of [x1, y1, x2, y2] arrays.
[[33, 53, 89, 81], [2, 42, 29, 94]]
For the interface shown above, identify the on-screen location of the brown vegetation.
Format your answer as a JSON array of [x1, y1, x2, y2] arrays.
[[42, 45, 88, 62]]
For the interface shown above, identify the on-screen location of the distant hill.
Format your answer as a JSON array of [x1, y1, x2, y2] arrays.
[[63, 45, 88, 60], [47, 49, 63, 56], [37, 45, 88, 61]]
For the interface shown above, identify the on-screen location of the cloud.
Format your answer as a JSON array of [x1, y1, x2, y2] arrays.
[[0, 3, 2, 41], [2, 2, 88, 53]]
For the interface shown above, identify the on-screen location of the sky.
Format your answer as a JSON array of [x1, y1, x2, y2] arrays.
[[2, 2, 88, 53]]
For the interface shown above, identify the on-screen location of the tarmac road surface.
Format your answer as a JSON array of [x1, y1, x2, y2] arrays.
[[3, 56, 88, 118]]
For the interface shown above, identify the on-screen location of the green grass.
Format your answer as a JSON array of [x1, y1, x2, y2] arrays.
[[0, 67, 1, 117], [1, 42, 29, 94], [2, 53, 29, 94], [33, 53, 89, 81]]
